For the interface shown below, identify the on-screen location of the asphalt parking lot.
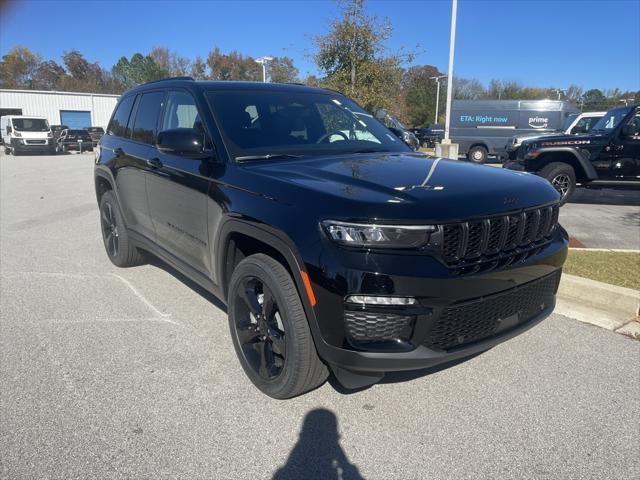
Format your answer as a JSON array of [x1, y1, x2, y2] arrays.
[[1, 153, 639, 480]]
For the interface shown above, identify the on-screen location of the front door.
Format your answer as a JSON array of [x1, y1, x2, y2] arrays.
[[612, 108, 640, 179], [145, 89, 213, 277]]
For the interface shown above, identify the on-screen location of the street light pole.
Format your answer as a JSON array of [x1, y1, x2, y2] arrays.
[[443, 0, 458, 142], [254, 56, 274, 82], [430, 75, 447, 124]]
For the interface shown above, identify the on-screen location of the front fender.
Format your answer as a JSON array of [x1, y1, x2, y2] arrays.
[[533, 147, 598, 180]]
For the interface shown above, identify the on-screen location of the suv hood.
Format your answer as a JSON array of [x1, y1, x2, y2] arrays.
[[248, 153, 559, 220]]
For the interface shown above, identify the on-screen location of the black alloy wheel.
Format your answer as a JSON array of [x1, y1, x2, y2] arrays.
[[101, 201, 119, 258], [228, 254, 328, 399], [233, 276, 286, 380], [98, 191, 145, 267]]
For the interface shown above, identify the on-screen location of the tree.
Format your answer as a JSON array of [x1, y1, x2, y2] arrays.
[[268, 57, 299, 83], [453, 77, 485, 100], [581, 88, 607, 111], [313, 0, 410, 113], [112, 53, 169, 88], [150, 47, 191, 76], [0, 46, 41, 88], [400, 65, 443, 126], [206, 47, 261, 81], [32, 60, 65, 90], [190, 56, 208, 79]]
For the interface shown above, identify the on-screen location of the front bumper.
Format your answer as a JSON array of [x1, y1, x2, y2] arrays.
[[308, 229, 568, 374], [11, 138, 55, 153], [60, 141, 93, 150]]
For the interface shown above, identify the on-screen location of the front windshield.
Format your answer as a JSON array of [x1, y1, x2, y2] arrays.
[[12, 118, 49, 132], [206, 90, 410, 160], [591, 107, 633, 132]]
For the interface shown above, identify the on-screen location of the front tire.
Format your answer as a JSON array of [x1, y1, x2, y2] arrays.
[[540, 162, 576, 205], [228, 254, 328, 399], [99, 191, 145, 267], [468, 145, 488, 164]]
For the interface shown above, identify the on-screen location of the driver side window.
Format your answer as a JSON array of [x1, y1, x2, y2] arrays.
[[161, 90, 210, 147], [623, 114, 640, 139]]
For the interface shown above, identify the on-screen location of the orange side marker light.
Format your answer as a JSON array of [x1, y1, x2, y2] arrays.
[[300, 271, 317, 307]]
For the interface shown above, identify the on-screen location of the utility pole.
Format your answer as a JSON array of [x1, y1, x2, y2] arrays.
[[552, 88, 565, 100], [254, 56, 274, 82], [430, 75, 447, 124], [619, 98, 636, 106]]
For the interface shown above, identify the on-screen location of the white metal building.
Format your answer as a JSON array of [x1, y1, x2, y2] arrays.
[[0, 89, 119, 129]]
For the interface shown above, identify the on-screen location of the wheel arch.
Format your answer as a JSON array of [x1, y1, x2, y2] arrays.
[[94, 167, 115, 203], [535, 148, 597, 182], [216, 219, 320, 337]]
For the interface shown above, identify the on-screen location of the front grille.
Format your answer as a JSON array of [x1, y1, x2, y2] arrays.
[[441, 204, 560, 273], [25, 140, 47, 145], [424, 271, 561, 351], [345, 310, 414, 342]]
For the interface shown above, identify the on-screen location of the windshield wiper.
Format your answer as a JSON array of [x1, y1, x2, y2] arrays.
[[235, 153, 303, 162]]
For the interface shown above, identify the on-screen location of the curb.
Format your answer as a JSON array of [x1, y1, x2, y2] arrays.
[[556, 273, 640, 337], [568, 247, 640, 253]]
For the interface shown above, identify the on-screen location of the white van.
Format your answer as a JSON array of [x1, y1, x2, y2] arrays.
[[1, 116, 55, 155]]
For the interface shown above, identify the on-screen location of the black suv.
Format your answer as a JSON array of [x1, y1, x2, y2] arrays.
[[94, 78, 567, 398], [505, 105, 640, 204]]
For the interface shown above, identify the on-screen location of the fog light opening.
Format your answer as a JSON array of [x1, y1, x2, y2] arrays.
[[345, 295, 417, 306]]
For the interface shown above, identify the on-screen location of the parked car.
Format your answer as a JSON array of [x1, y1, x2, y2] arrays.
[[85, 126, 105, 147], [56, 128, 93, 153], [95, 78, 567, 398], [51, 124, 68, 142], [449, 99, 580, 163], [504, 104, 640, 204], [506, 111, 605, 160], [411, 124, 444, 148], [1, 115, 55, 155], [388, 126, 420, 150]]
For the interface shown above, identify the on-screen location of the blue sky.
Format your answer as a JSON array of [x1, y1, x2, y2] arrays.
[[1, 0, 639, 91]]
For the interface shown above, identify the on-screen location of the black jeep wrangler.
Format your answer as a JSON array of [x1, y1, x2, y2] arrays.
[[94, 78, 567, 398], [504, 105, 640, 204]]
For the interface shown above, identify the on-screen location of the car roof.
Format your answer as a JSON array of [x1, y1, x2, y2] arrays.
[[123, 78, 339, 97]]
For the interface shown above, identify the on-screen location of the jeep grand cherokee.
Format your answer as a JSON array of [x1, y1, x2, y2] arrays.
[[94, 77, 568, 399]]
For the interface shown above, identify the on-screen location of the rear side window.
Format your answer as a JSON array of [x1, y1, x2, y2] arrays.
[[107, 95, 135, 138], [131, 91, 165, 145]]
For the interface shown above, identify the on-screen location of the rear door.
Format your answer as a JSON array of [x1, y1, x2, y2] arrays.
[[106, 92, 162, 242], [145, 89, 213, 277]]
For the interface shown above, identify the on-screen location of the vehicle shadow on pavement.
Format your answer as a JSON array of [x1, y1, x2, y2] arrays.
[[147, 257, 228, 313], [272, 408, 364, 480], [569, 187, 640, 206]]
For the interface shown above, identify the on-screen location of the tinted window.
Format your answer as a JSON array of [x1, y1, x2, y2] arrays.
[[161, 91, 200, 130], [131, 91, 165, 144], [107, 95, 135, 138]]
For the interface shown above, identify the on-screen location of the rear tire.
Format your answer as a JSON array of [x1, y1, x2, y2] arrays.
[[540, 162, 576, 205], [228, 254, 328, 399], [468, 145, 488, 164], [99, 191, 145, 267]]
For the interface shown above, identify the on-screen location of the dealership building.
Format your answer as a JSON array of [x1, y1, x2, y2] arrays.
[[0, 89, 119, 129]]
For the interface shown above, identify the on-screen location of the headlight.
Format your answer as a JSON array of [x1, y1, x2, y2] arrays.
[[322, 220, 437, 249], [402, 131, 410, 142], [14, 132, 22, 137]]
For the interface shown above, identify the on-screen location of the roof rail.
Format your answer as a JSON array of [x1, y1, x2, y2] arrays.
[[139, 76, 194, 86]]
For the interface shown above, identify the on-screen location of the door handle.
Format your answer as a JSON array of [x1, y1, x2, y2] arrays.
[[113, 147, 124, 157], [147, 157, 163, 169]]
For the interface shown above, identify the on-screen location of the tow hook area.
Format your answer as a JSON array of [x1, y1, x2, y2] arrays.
[[330, 364, 385, 390]]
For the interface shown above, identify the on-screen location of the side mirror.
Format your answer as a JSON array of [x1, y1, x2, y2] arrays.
[[156, 128, 210, 158], [6, 126, 12, 133]]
